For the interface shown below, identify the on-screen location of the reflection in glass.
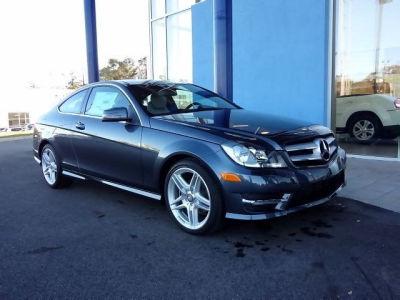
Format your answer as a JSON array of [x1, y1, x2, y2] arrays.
[[151, 0, 165, 19], [167, 10, 192, 82], [152, 19, 167, 80], [96, 0, 149, 80], [335, 0, 400, 158], [166, 0, 196, 14]]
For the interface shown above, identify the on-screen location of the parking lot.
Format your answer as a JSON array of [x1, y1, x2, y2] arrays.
[[1, 137, 399, 299]]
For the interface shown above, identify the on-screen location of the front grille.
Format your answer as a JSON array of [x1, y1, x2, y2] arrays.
[[285, 135, 337, 167]]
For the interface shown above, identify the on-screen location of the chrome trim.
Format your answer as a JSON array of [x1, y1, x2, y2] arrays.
[[62, 170, 86, 180], [226, 183, 345, 220], [101, 180, 161, 200], [242, 199, 280, 205], [33, 156, 41, 164], [285, 137, 337, 163], [242, 193, 292, 206], [275, 193, 292, 211]]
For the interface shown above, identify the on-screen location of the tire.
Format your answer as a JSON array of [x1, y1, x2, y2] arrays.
[[348, 113, 381, 144], [164, 159, 224, 234], [40, 144, 72, 189]]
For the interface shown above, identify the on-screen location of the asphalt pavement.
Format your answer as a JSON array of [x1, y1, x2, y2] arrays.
[[0, 138, 399, 299]]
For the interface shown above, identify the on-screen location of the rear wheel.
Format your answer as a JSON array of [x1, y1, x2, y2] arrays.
[[348, 114, 381, 144], [41, 144, 71, 188], [164, 159, 224, 234]]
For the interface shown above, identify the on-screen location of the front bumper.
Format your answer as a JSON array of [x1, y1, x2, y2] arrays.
[[225, 182, 344, 220], [221, 147, 347, 220]]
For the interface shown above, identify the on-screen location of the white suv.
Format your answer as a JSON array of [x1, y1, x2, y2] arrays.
[[336, 94, 400, 143]]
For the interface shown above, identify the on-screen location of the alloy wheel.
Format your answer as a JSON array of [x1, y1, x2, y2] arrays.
[[41, 148, 58, 185], [352, 119, 375, 141], [167, 167, 211, 230]]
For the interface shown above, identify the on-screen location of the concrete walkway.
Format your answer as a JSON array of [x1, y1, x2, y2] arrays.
[[339, 157, 400, 213]]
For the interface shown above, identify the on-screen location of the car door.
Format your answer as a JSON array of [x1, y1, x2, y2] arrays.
[[71, 85, 143, 188], [53, 89, 89, 172]]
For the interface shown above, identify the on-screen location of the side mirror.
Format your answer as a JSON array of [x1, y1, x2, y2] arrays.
[[102, 107, 131, 122]]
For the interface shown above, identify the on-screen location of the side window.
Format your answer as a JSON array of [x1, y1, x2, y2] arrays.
[[172, 90, 193, 109], [59, 90, 87, 114], [85, 86, 132, 117]]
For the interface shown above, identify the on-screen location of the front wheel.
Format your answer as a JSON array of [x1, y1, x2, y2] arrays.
[[348, 114, 381, 144], [164, 159, 224, 234]]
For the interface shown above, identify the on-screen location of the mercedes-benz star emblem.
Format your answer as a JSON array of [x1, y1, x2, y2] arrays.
[[319, 139, 330, 161]]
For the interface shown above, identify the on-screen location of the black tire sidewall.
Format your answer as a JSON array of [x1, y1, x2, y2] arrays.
[[164, 159, 224, 235]]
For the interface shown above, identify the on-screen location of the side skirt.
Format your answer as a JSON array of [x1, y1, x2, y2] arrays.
[[61, 170, 161, 201]]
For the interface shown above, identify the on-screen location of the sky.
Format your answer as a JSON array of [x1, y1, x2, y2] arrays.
[[336, 0, 400, 81], [0, 0, 149, 89]]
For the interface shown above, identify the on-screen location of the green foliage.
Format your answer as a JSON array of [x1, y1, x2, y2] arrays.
[[66, 72, 85, 90], [100, 57, 146, 81]]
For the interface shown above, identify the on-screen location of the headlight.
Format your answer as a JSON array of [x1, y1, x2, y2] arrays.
[[221, 143, 287, 168]]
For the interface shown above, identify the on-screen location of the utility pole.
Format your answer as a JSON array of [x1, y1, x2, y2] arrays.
[[84, 0, 99, 83]]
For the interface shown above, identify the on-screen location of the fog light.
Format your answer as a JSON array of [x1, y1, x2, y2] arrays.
[[221, 172, 241, 182]]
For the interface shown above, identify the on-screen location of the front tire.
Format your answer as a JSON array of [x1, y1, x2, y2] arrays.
[[348, 114, 381, 144], [41, 144, 71, 189], [164, 159, 224, 234]]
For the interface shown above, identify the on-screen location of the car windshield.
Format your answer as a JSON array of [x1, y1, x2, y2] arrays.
[[128, 83, 239, 116]]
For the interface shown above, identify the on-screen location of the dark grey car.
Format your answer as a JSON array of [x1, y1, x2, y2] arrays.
[[33, 80, 346, 234]]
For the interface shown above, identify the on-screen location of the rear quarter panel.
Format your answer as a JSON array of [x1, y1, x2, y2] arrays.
[[34, 108, 80, 170]]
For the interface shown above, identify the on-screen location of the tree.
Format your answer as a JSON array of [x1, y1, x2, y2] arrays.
[[66, 72, 85, 90], [100, 58, 137, 80], [137, 57, 147, 79]]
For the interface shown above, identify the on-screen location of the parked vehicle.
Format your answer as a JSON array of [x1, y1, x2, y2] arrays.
[[33, 80, 346, 234], [336, 94, 400, 144], [0, 127, 7, 132], [23, 124, 34, 131]]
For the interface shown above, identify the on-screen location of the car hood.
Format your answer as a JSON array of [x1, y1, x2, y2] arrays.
[[151, 109, 331, 146]]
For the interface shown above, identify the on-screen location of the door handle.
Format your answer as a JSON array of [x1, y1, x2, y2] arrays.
[[75, 121, 85, 130]]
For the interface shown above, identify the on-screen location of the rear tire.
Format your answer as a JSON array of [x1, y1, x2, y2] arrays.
[[41, 144, 72, 189], [164, 159, 224, 235], [348, 113, 381, 144]]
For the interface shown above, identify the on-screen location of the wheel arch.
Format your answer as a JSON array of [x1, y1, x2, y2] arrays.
[[38, 139, 52, 157], [345, 111, 383, 131], [158, 152, 222, 195]]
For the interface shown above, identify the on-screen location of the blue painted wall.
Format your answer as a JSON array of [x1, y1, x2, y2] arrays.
[[192, 0, 214, 90], [192, 0, 330, 125], [232, 0, 330, 125]]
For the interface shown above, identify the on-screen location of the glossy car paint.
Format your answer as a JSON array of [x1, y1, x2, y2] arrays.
[[33, 80, 346, 219]]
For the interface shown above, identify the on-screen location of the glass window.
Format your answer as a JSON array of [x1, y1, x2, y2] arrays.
[[96, 0, 149, 81], [166, 0, 196, 14], [152, 19, 167, 80], [128, 83, 237, 116], [335, 0, 400, 158], [59, 90, 87, 114], [151, 0, 165, 19], [167, 10, 192, 82], [85, 86, 131, 117]]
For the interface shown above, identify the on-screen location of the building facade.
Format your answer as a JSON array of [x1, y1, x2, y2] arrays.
[[0, 88, 69, 130], [148, 0, 400, 160]]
